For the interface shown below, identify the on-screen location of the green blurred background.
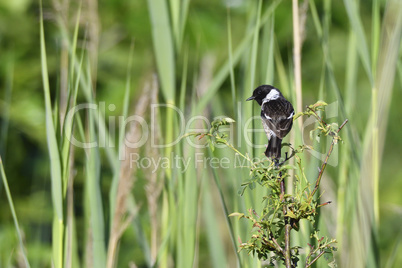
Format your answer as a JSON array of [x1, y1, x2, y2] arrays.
[[0, 0, 401, 267]]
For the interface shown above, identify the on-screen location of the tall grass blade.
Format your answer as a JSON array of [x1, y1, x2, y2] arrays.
[[227, 9, 237, 115], [180, 0, 190, 49], [0, 58, 13, 164], [202, 178, 228, 268], [85, 104, 107, 267], [68, 2, 81, 86], [179, 47, 189, 111], [248, 0, 262, 91], [336, 29, 358, 253], [385, 229, 402, 268], [147, 0, 176, 187], [207, 149, 241, 266], [371, 0, 381, 76], [343, 0, 373, 84], [126, 195, 152, 267], [178, 146, 198, 268], [147, 0, 176, 102], [61, 43, 85, 196], [39, 0, 63, 224], [0, 157, 30, 267], [39, 2, 64, 267], [169, 0, 180, 49], [262, 16, 275, 84], [62, 37, 85, 268]]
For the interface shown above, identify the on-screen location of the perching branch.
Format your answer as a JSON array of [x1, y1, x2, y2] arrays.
[[279, 171, 292, 268], [278, 151, 294, 167], [284, 223, 293, 268]]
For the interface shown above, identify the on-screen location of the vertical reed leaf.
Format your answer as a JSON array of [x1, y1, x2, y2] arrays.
[[343, 0, 373, 84], [227, 9, 237, 115], [147, 0, 176, 102], [248, 0, 262, 91], [39, 2, 64, 267], [202, 178, 228, 267], [85, 103, 106, 267]]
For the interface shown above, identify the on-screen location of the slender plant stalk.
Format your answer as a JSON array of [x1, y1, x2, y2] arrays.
[[292, 0, 303, 129], [284, 224, 292, 268]]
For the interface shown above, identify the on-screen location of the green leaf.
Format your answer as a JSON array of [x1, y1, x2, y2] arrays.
[[249, 182, 256, 190], [293, 112, 304, 120], [311, 100, 328, 108], [229, 212, 245, 219], [286, 210, 298, 219], [299, 202, 310, 213], [208, 139, 215, 152], [215, 137, 227, 144], [223, 117, 235, 123]]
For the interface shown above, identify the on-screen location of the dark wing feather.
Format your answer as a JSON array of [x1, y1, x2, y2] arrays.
[[261, 98, 294, 139]]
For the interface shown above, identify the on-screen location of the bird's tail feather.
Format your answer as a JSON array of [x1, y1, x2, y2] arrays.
[[265, 136, 282, 159]]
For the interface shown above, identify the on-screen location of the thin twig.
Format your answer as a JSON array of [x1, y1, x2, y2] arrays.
[[317, 201, 332, 208], [278, 151, 296, 166], [280, 173, 286, 203], [306, 250, 326, 268], [310, 119, 348, 198], [269, 232, 284, 255], [305, 245, 315, 267], [307, 106, 327, 126], [337, 119, 349, 133]]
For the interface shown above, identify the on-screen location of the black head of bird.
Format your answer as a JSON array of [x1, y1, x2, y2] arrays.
[[246, 85, 282, 106]]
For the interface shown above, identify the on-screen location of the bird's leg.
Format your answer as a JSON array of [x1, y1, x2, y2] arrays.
[[278, 152, 290, 166]]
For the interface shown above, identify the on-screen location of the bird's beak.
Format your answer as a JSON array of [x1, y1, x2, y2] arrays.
[[246, 96, 255, 101]]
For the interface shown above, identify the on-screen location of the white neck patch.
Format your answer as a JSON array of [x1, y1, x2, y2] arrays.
[[262, 89, 280, 104]]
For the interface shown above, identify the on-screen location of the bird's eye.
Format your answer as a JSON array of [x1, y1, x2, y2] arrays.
[[257, 90, 261, 95]]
